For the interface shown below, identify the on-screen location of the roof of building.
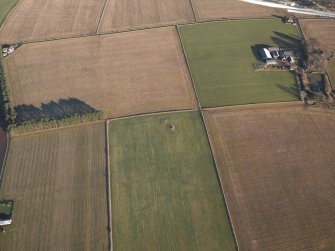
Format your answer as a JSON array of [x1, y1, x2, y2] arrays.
[[259, 48, 272, 60]]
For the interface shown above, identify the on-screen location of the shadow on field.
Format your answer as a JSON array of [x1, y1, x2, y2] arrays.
[[276, 84, 299, 98], [14, 98, 97, 123], [250, 44, 272, 61], [271, 32, 301, 48], [272, 14, 285, 21]]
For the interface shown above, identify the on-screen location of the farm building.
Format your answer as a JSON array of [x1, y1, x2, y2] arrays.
[[258, 46, 298, 67], [2, 44, 15, 57], [265, 59, 278, 65], [0, 200, 13, 226], [0, 213, 12, 226]]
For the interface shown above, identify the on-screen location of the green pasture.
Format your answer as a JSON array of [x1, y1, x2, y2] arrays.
[[178, 19, 301, 107], [109, 112, 235, 251]]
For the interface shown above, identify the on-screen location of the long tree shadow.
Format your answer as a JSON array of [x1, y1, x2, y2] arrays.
[[14, 105, 46, 123], [58, 98, 96, 115], [14, 98, 98, 124], [274, 32, 301, 45], [276, 84, 299, 98], [271, 32, 301, 48]]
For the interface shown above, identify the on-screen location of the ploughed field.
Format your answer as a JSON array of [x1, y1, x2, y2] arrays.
[[178, 19, 300, 108], [192, 0, 286, 21], [3, 27, 196, 118], [0, 123, 108, 251], [0, 0, 106, 44], [300, 19, 335, 51], [204, 103, 335, 251], [98, 0, 195, 33], [108, 112, 236, 251]]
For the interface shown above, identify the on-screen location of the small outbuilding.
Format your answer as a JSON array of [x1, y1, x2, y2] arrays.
[[265, 59, 278, 66], [0, 213, 12, 226], [2, 44, 16, 57]]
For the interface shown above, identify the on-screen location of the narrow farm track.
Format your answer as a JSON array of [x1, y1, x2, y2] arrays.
[[105, 120, 113, 251]]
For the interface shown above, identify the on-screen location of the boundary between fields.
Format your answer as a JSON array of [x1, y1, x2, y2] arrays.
[[200, 111, 240, 251], [108, 108, 196, 121], [203, 100, 303, 112], [96, 0, 110, 34], [176, 25, 240, 250], [9, 119, 104, 137], [175, 26, 202, 110], [0, 131, 10, 189], [295, 18, 306, 41], [188, 0, 198, 22], [104, 120, 113, 251]]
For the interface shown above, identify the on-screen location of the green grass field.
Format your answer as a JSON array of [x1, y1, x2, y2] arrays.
[[0, 0, 19, 25], [109, 112, 235, 251], [0, 123, 108, 251], [178, 19, 300, 107]]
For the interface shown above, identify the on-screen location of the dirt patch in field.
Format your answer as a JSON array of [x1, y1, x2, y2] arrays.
[[300, 19, 335, 51], [99, 0, 194, 33], [0, 123, 108, 250], [0, 0, 106, 43], [192, 0, 287, 21], [3, 27, 196, 118], [204, 103, 335, 251]]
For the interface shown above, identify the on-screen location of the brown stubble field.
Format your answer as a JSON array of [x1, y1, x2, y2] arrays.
[[98, 0, 194, 33], [300, 19, 335, 51], [204, 103, 335, 251], [0, 0, 106, 44], [3, 27, 196, 118], [0, 123, 108, 250], [191, 0, 286, 21]]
